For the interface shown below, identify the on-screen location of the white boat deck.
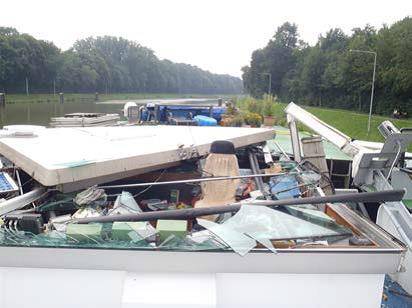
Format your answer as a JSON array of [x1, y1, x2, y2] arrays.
[[0, 125, 274, 191]]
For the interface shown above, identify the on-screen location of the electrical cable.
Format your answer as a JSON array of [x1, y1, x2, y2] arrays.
[[132, 169, 167, 198]]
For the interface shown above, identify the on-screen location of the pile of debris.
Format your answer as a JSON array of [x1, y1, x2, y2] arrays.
[[0, 124, 403, 257]]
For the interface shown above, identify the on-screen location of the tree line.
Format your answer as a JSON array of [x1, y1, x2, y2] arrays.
[[242, 17, 412, 115], [0, 27, 242, 94]]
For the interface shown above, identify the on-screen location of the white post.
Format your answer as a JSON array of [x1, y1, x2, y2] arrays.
[[349, 49, 377, 135], [287, 113, 302, 162], [25, 77, 29, 96], [367, 52, 377, 135]]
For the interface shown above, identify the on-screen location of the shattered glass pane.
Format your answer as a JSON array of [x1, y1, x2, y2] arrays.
[[197, 218, 257, 256], [223, 205, 352, 242]]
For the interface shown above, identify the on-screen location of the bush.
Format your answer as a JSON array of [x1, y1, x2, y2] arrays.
[[243, 112, 262, 127], [230, 114, 244, 127], [245, 97, 263, 115], [262, 94, 277, 116], [226, 102, 239, 116], [263, 100, 274, 116]]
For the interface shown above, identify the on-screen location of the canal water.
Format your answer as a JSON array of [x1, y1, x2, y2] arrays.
[[0, 98, 217, 127]]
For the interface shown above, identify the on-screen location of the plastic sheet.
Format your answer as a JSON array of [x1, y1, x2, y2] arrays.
[[299, 170, 322, 185], [269, 174, 300, 199], [269, 170, 321, 200], [109, 191, 142, 215], [74, 186, 107, 206]]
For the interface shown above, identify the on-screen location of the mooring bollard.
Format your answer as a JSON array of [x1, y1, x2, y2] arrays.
[[218, 98, 223, 106], [59, 92, 64, 104], [95, 92, 99, 102], [0, 93, 5, 106]]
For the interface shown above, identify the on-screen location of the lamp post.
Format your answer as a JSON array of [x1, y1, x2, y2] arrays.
[[349, 49, 377, 135], [260, 73, 272, 95]]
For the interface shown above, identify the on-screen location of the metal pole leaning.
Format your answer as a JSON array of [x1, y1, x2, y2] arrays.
[[76, 189, 405, 224]]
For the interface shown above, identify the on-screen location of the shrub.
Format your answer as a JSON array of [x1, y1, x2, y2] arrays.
[[226, 102, 238, 116], [230, 114, 244, 127], [263, 100, 274, 116], [243, 112, 262, 127], [262, 94, 278, 116], [245, 97, 263, 115]]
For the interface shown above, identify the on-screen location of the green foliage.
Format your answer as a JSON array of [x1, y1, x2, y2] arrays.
[[242, 18, 412, 116], [229, 114, 244, 127], [263, 94, 276, 116], [3, 93, 219, 104], [243, 112, 263, 127], [238, 98, 412, 149], [0, 28, 242, 95], [242, 22, 299, 98], [244, 97, 263, 115], [225, 103, 238, 116]]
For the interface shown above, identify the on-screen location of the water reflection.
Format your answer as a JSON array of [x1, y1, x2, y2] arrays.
[[0, 98, 217, 127], [0, 101, 123, 127]]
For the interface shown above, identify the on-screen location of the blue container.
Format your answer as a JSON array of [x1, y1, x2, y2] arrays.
[[194, 115, 217, 126]]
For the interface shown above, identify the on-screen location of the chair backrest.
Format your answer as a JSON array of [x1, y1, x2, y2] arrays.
[[194, 152, 240, 221]]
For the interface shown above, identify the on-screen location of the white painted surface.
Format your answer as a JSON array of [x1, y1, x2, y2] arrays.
[[377, 204, 412, 294], [3, 125, 46, 132], [0, 269, 385, 308], [122, 273, 216, 308], [0, 267, 125, 308], [0, 245, 403, 274], [216, 273, 385, 308], [0, 126, 274, 187], [285, 103, 352, 150]]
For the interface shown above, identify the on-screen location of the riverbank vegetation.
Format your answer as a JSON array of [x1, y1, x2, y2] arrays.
[[234, 96, 412, 143], [2, 93, 226, 104], [242, 17, 412, 116], [0, 27, 242, 95]]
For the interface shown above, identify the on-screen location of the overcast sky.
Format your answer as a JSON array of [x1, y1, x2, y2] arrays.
[[1, 0, 411, 77]]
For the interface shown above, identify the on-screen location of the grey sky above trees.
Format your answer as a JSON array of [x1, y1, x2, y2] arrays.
[[1, 0, 410, 77]]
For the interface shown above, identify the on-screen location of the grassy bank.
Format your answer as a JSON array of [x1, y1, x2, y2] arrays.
[[2, 93, 228, 104], [235, 96, 412, 143]]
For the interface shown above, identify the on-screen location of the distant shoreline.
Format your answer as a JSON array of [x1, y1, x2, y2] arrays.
[[1, 93, 239, 105]]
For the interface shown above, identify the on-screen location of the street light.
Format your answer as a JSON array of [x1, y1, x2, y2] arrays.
[[349, 49, 377, 135], [260, 73, 272, 95]]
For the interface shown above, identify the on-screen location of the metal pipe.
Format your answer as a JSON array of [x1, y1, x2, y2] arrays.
[[386, 140, 402, 180], [98, 172, 291, 189], [76, 189, 405, 224], [247, 150, 268, 199], [15, 169, 24, 195], [0, 188, 46, 216], [369, 52, 377, 134], [273, 141, 290, 160]]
